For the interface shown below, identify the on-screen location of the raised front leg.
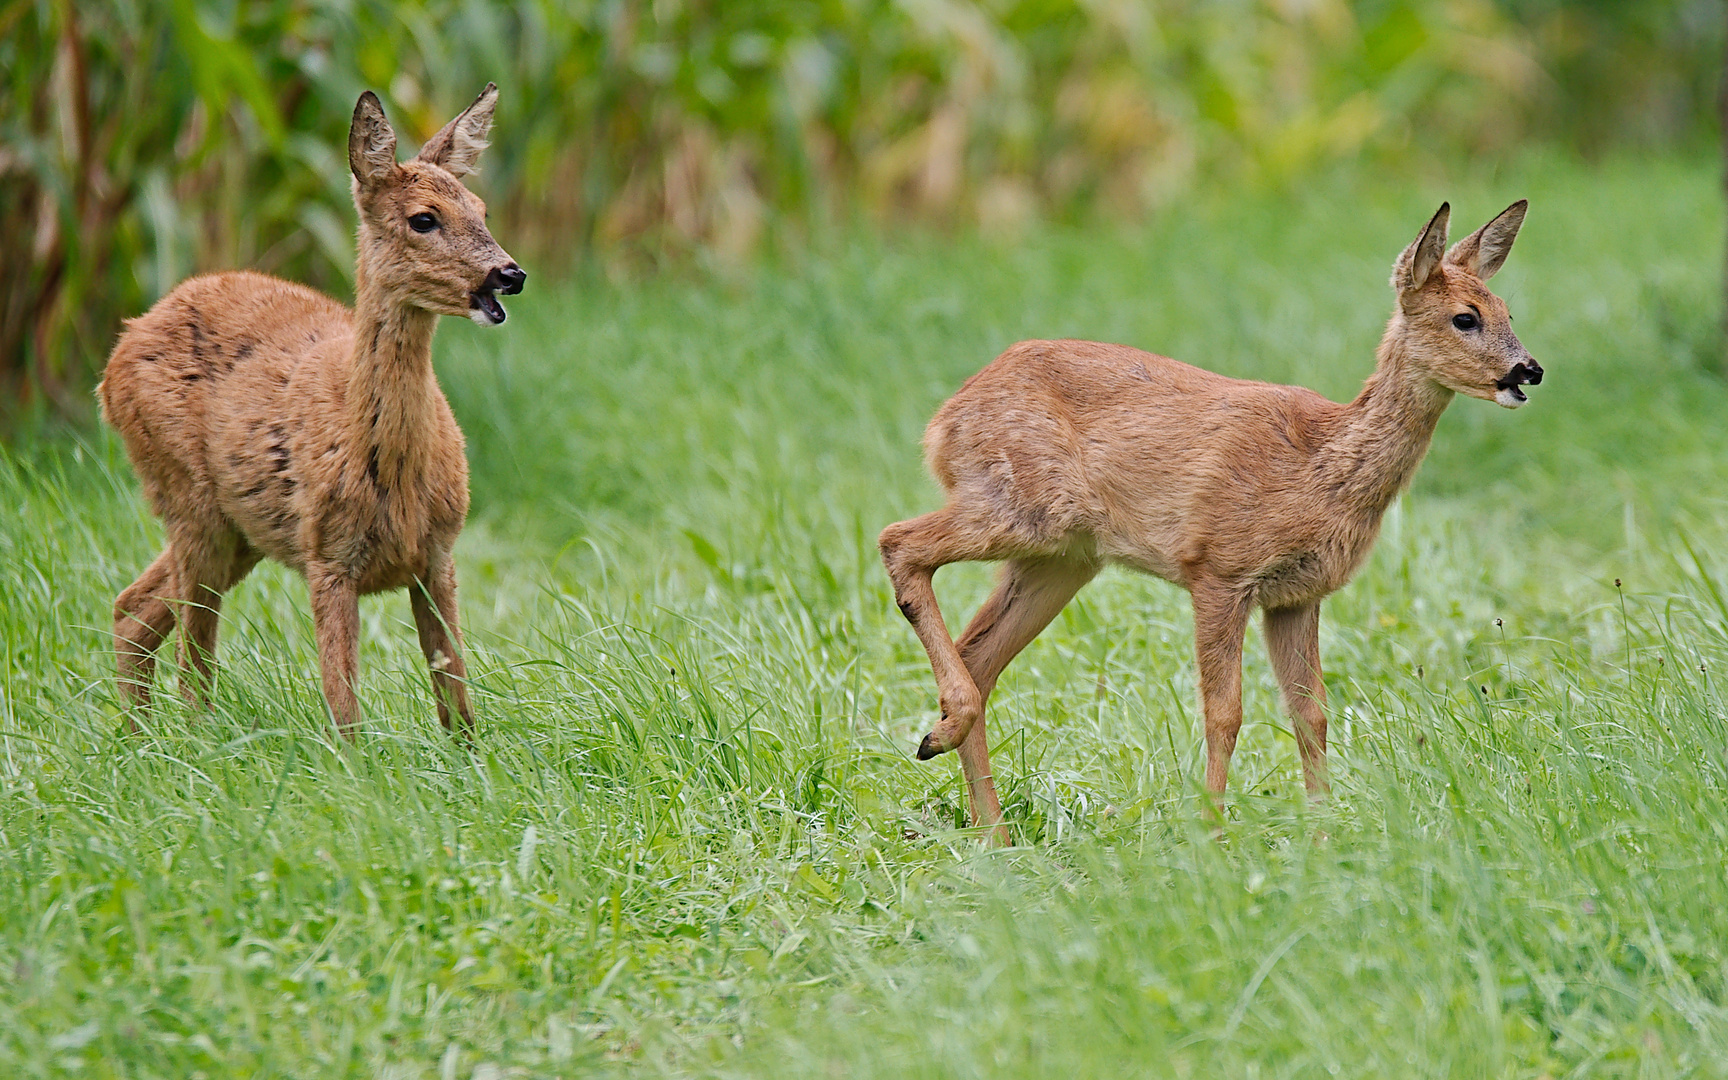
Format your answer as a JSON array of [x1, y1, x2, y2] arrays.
[[308, 567, 362, 738], [1263, 603, 1329, 795], [879, 510, 991, 759], [411, 554, 473, 733], [1191, 581, 1253, 797], [114, 548, 178, 715]]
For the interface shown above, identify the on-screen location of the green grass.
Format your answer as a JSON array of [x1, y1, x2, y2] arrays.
[[5, 151, 1728, 1077]]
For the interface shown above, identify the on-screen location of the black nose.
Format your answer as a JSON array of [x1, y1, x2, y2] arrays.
[[1496, 359, 1542, 389], [486, 263, 526, 295]]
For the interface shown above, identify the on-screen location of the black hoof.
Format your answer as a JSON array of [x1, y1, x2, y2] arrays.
[[916, 733, 942, 760]]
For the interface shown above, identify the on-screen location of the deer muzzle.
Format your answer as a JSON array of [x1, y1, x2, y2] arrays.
[[468, 262, 526, 326], [1493, 358, 1542, 408]]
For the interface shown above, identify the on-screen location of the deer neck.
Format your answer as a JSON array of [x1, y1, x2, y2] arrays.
[[346, 273, 443, 489], [1320, 324, 1454, 518]]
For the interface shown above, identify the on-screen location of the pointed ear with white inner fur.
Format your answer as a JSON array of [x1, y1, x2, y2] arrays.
[[415, 83, 498, 178], [348, 91, 398, 186], [1391, 202, 1450, 299], [1445, 199, 1527, 281]]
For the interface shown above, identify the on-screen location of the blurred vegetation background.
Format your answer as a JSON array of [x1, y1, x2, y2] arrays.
[[1, 0, 1721, 416]]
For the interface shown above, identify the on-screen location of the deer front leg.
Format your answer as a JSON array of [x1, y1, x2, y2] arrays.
[[1191, 582, 1252, 797], [411, 554, 473, 733], [1263, 603, 1329, 795], [308, 568, 362, 738]]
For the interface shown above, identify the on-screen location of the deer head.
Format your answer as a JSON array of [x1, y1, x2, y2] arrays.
[[347, 84, 526, 325], [1391, 200, 1540, 408]]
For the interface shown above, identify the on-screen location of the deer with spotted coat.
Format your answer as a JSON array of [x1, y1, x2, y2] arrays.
[[99, 84, 525, 736], [879, 201, 1541, 842]]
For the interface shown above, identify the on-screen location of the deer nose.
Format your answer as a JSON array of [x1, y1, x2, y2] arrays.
[[487, 263, 526, 295], [1496, 359, 1542, 389]]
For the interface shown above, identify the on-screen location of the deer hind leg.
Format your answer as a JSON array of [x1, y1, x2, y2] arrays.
[[174, 532, 260, 709], [114, 548, 179, 714], [1263, 602, 1329, 795], [308, 566, 362, 738], [952, 555, 1099, 843], [1191, 580, 1254, 799], [879, 508, 1032, 761], [411, 554, 473, 734]]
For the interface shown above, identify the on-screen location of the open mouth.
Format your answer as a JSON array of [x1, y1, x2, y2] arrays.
[[1493, 360, 1542, 409], [468, 264, 525, 327], [469, 288, 507, 326]]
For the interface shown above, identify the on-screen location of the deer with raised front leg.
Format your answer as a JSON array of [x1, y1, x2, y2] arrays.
[[879, 201, 1540, 843], [100, 84, 525, 736]]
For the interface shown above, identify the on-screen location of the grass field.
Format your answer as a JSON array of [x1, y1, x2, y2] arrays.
[[5, 152, 1728, 1077]]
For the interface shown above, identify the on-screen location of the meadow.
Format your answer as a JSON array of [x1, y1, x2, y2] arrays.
[[4, 153, 1728, 1077]]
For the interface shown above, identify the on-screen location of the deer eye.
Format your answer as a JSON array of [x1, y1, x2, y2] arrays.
[[408, 212, 439, 233], [1452, 312, 1479, 331]]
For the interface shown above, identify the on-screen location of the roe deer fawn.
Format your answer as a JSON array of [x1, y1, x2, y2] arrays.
[[99, 85, 525, 736], [879, 201, 1540, 840]]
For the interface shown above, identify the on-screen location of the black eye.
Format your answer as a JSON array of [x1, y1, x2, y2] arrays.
[[408, 212, 438, 233], [1452, 312, 1478, 331]]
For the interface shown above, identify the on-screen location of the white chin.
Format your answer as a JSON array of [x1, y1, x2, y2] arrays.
[[1494, 387, 1527, 409], [468, 308, 503, 327]]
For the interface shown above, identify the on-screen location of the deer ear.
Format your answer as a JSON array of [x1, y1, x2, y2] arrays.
[[1445, 199, 1527, 280], [1392, 202, 1450, 297], [415, 83, 497, 178], [348, 91, 398, 185]]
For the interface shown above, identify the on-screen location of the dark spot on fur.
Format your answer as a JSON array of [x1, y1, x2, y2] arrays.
[[185, 317, 219, 379], [896, 599, 916, 622], [366, 447, 381, 487], [140, 354, 158, 364], [241, 478, 270, 499], [371, 399, 381, 430], [233, 339, 256, 365], [267, 424, 290, 464]]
